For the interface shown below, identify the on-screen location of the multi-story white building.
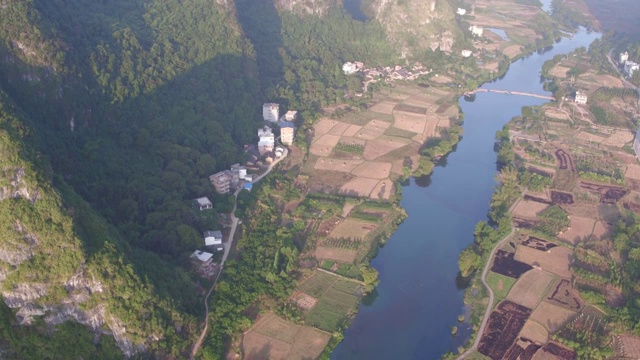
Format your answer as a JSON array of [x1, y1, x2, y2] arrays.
[[284, 110, 298, 121], [461, 50, 472, 58], [263, 103, 279, 122], [625, 61, 639, 77], [469, 25, 484, 37], [210, 171, 233, 194], [575, 91, 588, 105], [456, 8, 467, 15], [280, 121, 295, 145], [620, 51, 629, 63], [258, 126, 275, 154], [343, 62, 357, 75]]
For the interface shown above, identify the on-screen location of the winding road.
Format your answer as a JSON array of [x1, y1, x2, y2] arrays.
[[190, 147, 288, 359], [457, 198, 520, 360]]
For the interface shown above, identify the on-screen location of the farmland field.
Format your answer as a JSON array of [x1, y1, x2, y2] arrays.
[[486, 271, 517, 305], [506, 270, 556, 309], [530, 301, 577, 333]]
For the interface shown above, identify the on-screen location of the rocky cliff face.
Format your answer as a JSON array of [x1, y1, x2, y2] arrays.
[[364, 0, 460, 55]]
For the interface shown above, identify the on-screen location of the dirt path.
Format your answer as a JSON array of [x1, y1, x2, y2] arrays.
[[457, 198, 520, 360], [190, 148, 288, 359]]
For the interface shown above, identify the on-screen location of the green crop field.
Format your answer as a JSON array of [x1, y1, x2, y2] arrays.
[[299, 271, 337, 298], [486, 271, 517, 306]]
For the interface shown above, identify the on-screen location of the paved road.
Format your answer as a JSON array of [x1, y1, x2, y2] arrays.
[[190, 148, 288, 359], [457, 198, 520, 360]]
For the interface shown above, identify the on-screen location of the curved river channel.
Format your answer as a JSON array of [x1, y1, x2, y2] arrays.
[[332, 29, 600, 359]]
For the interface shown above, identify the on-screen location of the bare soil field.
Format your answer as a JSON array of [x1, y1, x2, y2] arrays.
[[530, 301, 576, 333], [354, 120, 389, 140], [310, 134, 341, 156], [558, 216, 595, 244], [549, 65, 570, 79], [314, 158, 362, 173], [341, 124, 362, 138], [602, 129, 634, 147], [519, 320, 549, 344], [315, 247, 357, 263], [514, 245, 572, 278], [503, 44, 524, 59], [369, 101, 397, 115], [313, 119, 340, 136], [544, 108, 571, 121], [437, 117, 451, 128], [506, 270, 556, 309], [340, 177, 380, 197], [531, 341, 575, 360], [329, 219, 375, 239], [479, 300, 532, 360], [412, 117, 441, 144], [371, 180, 393, 200], [243, 314, 331, 360], [625, 164, 640, 180], [545, 278, 582, 311], [512, 200, 550, 218], [591, 221, 610, 240], [363, 137, 409, 160], [431, 74, 453, 84], [327, 122, 352, 136], [576, 131, 605, 143], [616, 335, 640, 360], [351, 162, 392, 179], [392, 111, 427, 133]]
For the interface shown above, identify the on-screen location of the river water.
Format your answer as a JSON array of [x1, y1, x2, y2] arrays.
[[332, 29, 600, 360]]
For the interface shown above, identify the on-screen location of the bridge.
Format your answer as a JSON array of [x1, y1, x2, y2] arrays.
[[464, 88, 555, 101]]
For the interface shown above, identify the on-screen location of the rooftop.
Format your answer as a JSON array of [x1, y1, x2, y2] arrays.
[[195, 197, 212, 206], [191, 250, 213, 262]]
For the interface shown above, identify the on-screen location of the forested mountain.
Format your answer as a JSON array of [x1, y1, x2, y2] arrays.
[[0, 0, 416, 357]]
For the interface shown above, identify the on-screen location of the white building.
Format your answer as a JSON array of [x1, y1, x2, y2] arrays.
[[625, 61, 639, 77], [275, 146, 285, 158], [469, 25, 484, 37], [280, 121, 295, 145], [194, 197, 213, 211], [258, 126, 275, 154], [204, 231, 223, 246], [343, 62, 358, 75], [191, 250, 214, 265], [284, 110, 298, 121], [456, 8, 467, 16], [620, 51, 629, 63], [575, 91, 587, 105], [263, 103, 279, 123], [461, 50, 472, 58]]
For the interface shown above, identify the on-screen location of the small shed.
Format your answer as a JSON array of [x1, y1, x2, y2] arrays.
[[191, 250, 214, 265]]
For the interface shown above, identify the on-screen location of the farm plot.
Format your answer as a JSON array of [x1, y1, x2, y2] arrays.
[[327, 122, 352, 136], [513, 200, 549, 218], [290, 291, 317, 310], [558, 216, 595, 244], [602, 130, 634, 147], [550, 191, 574, 205], [298, 271, 338, 298], [310, 134, 341, 156], [506, 270, 556, 309], [329, 219, 375, 240], [514, 245, 572, 278], [341, 124, 362, 137], [503, 338, 541, 360], [616, 335, 640, 360], [392, 111, 427, 133], [243, 314, 331, 360], [313, 119, 340, 136], [580, 182, 628, 204], [576, 131, 605, 143], [521, 236, 556, 251], [363, 137, 409, 160], [491, 250, 533, 278], [369, 101, 398, 115], [591, 221, 611, 240], [315, 247, 357, 263], [478, 300, 532, 360], [486, 271, 517, 304], [549, 65, 570, 78], [354, 120, 389, 140], [503, 45, 523, 58], [303, 278, 361, 332], [531, 341, 576, 360], [370, 180, 393, 200], [339, 178, 380, 197], [314, 158, 362, 172], [625, 164, 640, 180], [545, 279, 582, 311], [519, 320, 549, 344], [530, 301, 577, 333]]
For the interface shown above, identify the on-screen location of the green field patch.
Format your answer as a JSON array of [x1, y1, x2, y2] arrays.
[[305, 300, 348, 332], [320, 260, 335, 271], [486, 271, 517, 306], [298, 271, 338, 298], [331, 279, 361, 294], [324, 288, 359, 307], [336, 263, 362, 279]]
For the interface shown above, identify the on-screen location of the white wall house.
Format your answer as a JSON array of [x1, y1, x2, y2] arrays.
[[620, 51, 629, 63], [284, 110, 297, 121], [575, 91, 587, 105], [258, 126, 275, 154], [263, 103, 279, 122], [456, 8, 466, 16], [191, 250, 214, 265], [343, 62, 357, 75], [625, 61, 639, 77], [280, 121, 295, 145], [461, 50, 472, 58], [469, 25, 484, 37], [194, 197, 213, 211], [204, 231, 223, 246]]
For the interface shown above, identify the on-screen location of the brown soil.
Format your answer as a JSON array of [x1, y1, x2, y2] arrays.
[[550, 191, 574, 205], [351, 162, 392, 180], [339, 177, 380, 197], [522, 236, 556, 251], [519, 320, 549, 345], [290, 291, 318, 310], [328, 219, 375, 239], [503, 338, 541, 360], [530, 301, 577, 333], [506, 270, 556, 309], [579, 182, 628, 204], [363, 138, 408, 160], [559, 216, 595, 244], [513, 200, 550, 218], [314, 247, 357, 263], [491, 250, 533, 279], [554, 149, 575, 171], [369, 101, 397, 115], [546, 279, 582, 311], [479, 300, 532, 360], [514, 245, 572, 278]]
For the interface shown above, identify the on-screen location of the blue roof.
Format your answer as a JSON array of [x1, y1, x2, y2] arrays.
[[244, 183, 253, 190], [280, 121, 295, 128]]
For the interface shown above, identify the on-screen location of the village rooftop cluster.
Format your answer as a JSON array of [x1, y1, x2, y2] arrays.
[[188, 102, 296, 275], [619, 51, 639, 78], [342, 61, 431, 94]]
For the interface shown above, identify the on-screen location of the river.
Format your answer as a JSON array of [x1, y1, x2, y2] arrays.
[[332, 29, 600, 360]]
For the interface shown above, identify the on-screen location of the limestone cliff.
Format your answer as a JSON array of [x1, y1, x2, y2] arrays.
[[364, 0, 461, 55]]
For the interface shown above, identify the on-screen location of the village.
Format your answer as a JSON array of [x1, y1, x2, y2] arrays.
[[188, 103, 296, 278]]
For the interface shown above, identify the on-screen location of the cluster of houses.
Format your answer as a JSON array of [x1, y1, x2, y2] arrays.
[[343, 61, 431, 94], [620, 52, 639, 78], [188, 102, 297, 277]]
